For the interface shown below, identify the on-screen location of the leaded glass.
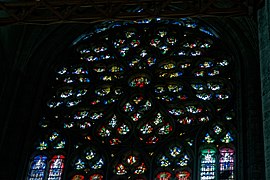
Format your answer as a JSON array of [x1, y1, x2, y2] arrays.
[[200, 148, 216, 180], [48, 155, 65, 180], [27, 17, 237, 179], [27, 155, 47, 180], [219, 147, 235, 179]]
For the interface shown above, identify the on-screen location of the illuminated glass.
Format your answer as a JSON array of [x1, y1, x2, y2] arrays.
[[27, 155, 47, 180], [200, 148, 216, 180], [219, 147, 235, 179], [28, 17, 237, 179], [48, 155, 65, 180]]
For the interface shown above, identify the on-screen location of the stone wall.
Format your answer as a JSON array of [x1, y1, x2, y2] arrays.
[[258, 0, 270, 179]]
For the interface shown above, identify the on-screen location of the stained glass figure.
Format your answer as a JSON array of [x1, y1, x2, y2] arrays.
[[200, 148, 216, 180], [27, 155, 47, 180], [219, 147, 235, 179], [48, 155, 65, 180]]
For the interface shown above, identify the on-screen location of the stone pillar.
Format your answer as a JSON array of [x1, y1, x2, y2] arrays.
[[258, 1, 270, 179]]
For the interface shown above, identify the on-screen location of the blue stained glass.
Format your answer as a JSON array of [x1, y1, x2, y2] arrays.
[[28, 155, 47, 180], [199, 27, 215, 37]]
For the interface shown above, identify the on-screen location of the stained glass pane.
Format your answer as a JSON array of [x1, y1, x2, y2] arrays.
[[72, 175, 84, 180], [200, 148, 216, 180], [219, 147, 235, 179], [48, 155, 65, 180], [27, 155, 47, 180]]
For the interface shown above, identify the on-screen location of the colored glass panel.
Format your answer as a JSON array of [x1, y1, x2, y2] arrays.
[[48, 155, 65, 180], [72, 175, 84, 180], [200, 149, 216, 180], [27, 155, 47, 180], [219, 148, 235, 179]]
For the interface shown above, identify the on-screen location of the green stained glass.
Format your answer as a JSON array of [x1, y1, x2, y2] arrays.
[[200, 149, 216, 180], [157, 30, 167, 37], [153, 113, 163, 125], [90, 112, 103, 120], [194, 70, 205, 77], [155, 86, 166, 93], [76, 89, 87, 97], [66, 99, 81, 107], [54, 140, 65, 149], [72, 67, 88, 75], [157, 171, 172, 179], [203, 133, 215, 144], [123, 102, 134, 112], [117, 124, 130, 135], [140, 123, 153, 134], [74, 111, 89, 120], [158, 123, 172, 135], [36, 141, 48, 150], [98, 126, 111, 137], [168, 84, 182, 92], [150, 38, 161, 47], [95, 87, 110, 96], [129, 76, 150, 88], [186, 106, 202, 114], [221, 132, 234, 143]]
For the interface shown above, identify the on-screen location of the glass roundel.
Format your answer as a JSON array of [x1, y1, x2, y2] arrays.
[[34, 18, 236, 179]]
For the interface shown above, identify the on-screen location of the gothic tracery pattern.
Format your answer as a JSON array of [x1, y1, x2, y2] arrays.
[[27, 18, 236, 179]]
